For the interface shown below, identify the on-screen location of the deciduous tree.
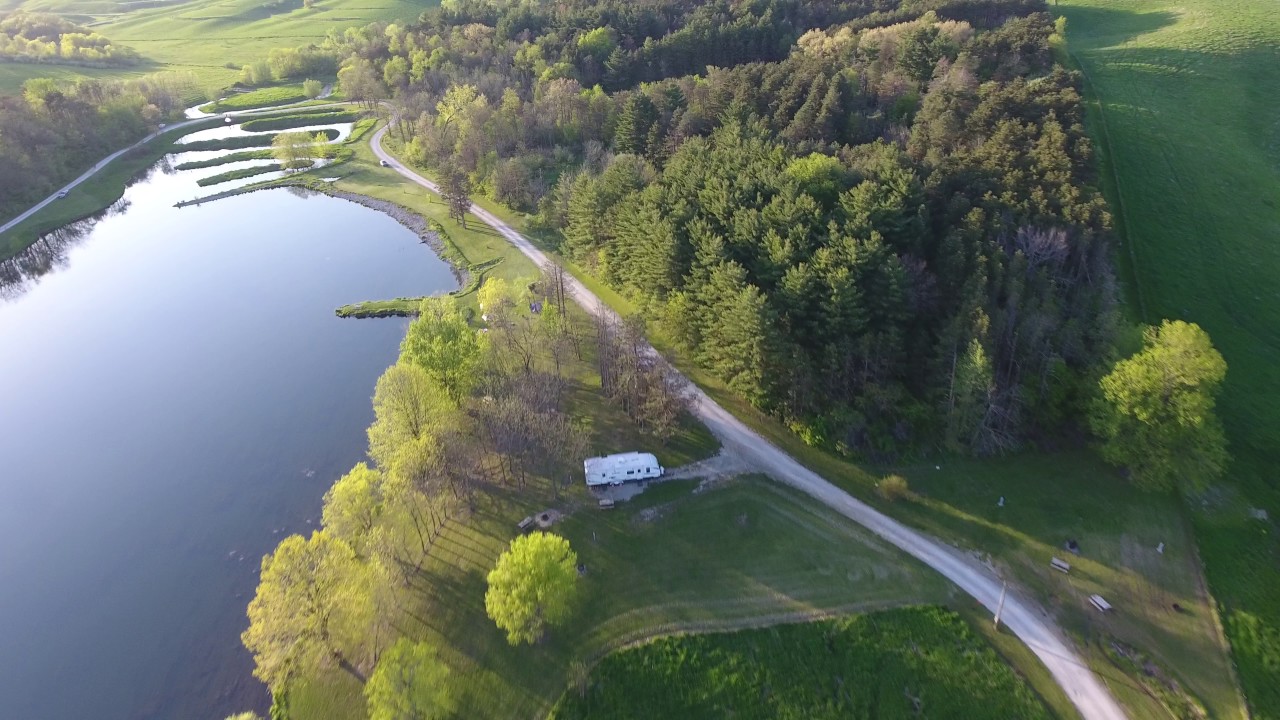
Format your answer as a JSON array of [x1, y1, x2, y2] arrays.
[[364, 638, 454, 720], [484, 532, 578, 645], [241, 531, 376, 690], [322, 462, 384, 555], [271, 131, 319, 168], [368, 363, 454, 482], [1090, 320, 1228, 492], [401, 298, 486, 401]]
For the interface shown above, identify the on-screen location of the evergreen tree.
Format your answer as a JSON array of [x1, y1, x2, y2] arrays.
[[696, 261, 780, 408], [613, 93, 658, 155]]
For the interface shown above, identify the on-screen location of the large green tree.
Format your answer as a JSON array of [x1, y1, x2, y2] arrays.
[[322, 462, 384, 555], [368, 362, 454, 481], [1090, 320, 1228, 492], [270, 131, 321, 168], [400, 298, 486, 401], [241, 531, 376, 690], [364, 638, 454, 720], [485, 532, 578, 645]]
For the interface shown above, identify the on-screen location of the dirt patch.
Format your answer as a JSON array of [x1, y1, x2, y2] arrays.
[[632, 503, 674, 525], [666, 450, 753, 484], [534, 509, 564, 529]]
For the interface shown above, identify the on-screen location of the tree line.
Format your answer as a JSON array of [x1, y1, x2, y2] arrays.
[[0, 12, 140, 67], [0, 72, 198, 225], [237, 269, 692, 718], [292, 0, 1106, 458], [222, 0, 1229, 479]]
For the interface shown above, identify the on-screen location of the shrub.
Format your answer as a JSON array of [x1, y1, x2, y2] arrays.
[[878, 474, 910, 502]]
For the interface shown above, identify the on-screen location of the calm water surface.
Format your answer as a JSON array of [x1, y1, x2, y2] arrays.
[[0, 156, 456, 719]]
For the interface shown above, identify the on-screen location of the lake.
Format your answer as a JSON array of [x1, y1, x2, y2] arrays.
[[0, 153, 457, 719]]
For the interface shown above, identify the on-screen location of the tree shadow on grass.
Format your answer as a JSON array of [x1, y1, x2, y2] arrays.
[[1056, 5, 1178, 50]]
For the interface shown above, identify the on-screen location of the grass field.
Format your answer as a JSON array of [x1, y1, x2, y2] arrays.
[[552, 606, 1053, 720], [201, 84, 310, 112], [0, 0, 432, 94], [1057, 0, 1280, 715]]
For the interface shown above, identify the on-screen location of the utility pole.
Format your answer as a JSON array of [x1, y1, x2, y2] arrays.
[[994, 582, 1008, 630]]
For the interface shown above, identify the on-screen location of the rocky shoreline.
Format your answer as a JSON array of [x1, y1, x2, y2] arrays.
[[322, 189, 469, 289], [175, 181, 470, 291]]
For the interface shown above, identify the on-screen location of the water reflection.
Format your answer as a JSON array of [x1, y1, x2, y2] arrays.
[[0, 160, 458, 720], [0, 197, 130, 302]]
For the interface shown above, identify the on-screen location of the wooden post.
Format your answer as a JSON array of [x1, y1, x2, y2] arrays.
[[994, 582, 1008, 630]]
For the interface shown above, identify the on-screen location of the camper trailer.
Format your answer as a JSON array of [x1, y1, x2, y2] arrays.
[[584, 452, 664, 487]]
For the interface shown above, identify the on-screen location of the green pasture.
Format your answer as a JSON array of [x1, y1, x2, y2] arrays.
[[0, 0, 433, 94], [552, 606, 1052, 720], [1059, 0, 1280, 715]]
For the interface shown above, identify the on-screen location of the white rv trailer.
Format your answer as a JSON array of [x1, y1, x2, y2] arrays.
[[584, 452, 664, 487]]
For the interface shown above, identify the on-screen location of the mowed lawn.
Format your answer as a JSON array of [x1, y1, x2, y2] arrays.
[[291, 475, 958, 719], [1058, 0, 1280, 716], [0, 0, 433, 93]]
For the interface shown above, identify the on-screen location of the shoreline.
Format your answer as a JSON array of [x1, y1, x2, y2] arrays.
[[0, 101, 356, 262]]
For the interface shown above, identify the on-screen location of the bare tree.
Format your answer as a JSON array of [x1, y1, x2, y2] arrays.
[[592, 311, 694, 440], [441, 167, 472, 228]]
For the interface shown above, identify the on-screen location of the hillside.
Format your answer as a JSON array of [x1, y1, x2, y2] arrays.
[[0, 0, 432, 92]]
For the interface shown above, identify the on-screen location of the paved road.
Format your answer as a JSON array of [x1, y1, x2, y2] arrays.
[[0, 101, 350, 236], [372, 124, 1129, 720]]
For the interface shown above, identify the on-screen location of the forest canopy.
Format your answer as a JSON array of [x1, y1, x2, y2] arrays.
[[272, 0, 1110, 459]]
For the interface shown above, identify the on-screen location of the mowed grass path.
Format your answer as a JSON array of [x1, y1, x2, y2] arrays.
[[1060, 0, 1280, 716]]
